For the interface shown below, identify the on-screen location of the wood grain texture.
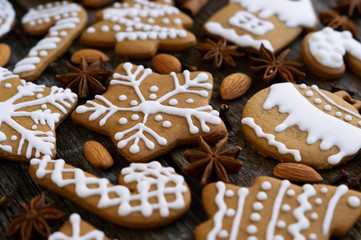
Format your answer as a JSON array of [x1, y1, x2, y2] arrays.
[[1, 0, 361, 239]]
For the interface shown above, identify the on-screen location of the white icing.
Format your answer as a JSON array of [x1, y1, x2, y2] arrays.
[[186, 98, 194, 104], [96, 0, 188, 42], [287, 189, 295, 197], [335, 111, 342, 117], [250, 212, 261, 222], [204, 21, 274, 52], [231, 0, 317, 28], [263, 83, 361, 165], [257, 191, 267, 201], [226, 190, 234, 197], [288, 184, 316, 239], [308, 27, 361, 68], [229, 11, 274, 35], [314, 98, 321, 104], [119, 95, 127, 101], [309, 233, 317, 240], [315, 198, 322, 205], [226, 208, 235, 217], [31, 156, 188, 218], [253, 202, 263, 211], [119, 117, 127, 124], [4, 83, 11, 88], [310, 212, 318, 220], [247, 225, 257, 234], [306, 90, 313, 97], [150, 86, 158, 92], [76, 63, 221, 154], [0, 67, 77, 158], [348, 196, 360, 208], [344, 115, 352, 122], [266, 180, 290, 240], [206, 183, 250, 240], [48, 213, 106, 240], [324, 105, 331, 111], [101, 25, 110, 32], [155, 115, 163, 121], [0, 0, 15, 38], [321, 187, 328, 194], [242, 117, 301, 161], [277, 220, 286, 229], [262, 181, 272, 191], [282, 204, 290, 212], [162, 121, 171, 128], [322, 185, 348, 235], [14, 2, 83, 75]]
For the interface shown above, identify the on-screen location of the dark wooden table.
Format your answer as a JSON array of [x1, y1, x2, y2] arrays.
[[2, 0, 361, 239]]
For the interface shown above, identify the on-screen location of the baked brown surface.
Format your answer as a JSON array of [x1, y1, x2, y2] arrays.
[[2, 0, 361, 239]]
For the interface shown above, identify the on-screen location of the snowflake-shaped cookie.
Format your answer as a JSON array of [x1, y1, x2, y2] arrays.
[[81, 0, 196, 58], [0, 67, 77, 161], [72, 62, 226, 162]]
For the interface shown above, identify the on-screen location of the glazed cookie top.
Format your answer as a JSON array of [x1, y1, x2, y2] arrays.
[[13, 1, 87, 81], [196, 176, 361, 240], [0, 0, 15, 39], [72, 62, 226, 162], [242, 83, 361, 169], [204, 0, 317, 52], [0, 67, 77, 161], [81, 0, 195, 58]]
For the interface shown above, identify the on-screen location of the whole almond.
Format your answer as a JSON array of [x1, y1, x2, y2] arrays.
[[71, 49, 109, 64], [0, 44, 11, 67], [152, 54, 182, 74], [273, 163, 323, 183], [84, 141, 113, 169], [220, 73, 252, 100]]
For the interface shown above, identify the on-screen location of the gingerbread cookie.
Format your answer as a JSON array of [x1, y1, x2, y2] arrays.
[[241, 82, 361, 169], [0, 0, 15, 40], [302, 27, 361, 80], [0, 67, 77, 162], [49, 213, 110, 240], [72, 62, 226, 163], [81, 0, 195, 59], [13, 1, 87, 81], [196, 176, 361, 240], [203, 0, 317, 53], [29, 156, 191, 229]]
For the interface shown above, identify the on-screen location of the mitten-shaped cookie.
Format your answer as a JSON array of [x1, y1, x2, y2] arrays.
[[72, 62, 226, 162], [196, 176, 361, 240], [302, 27, 361, 80], [81, 0, 195, 58], [242, 82, 361, 169], [30, 156, 191, 229], [13, 1, 87, 81], [204, 0, 317, 53], [0, 67, 77, 162]]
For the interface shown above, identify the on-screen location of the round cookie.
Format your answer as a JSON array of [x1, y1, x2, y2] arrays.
[[302, 27, 361, 80], [0, 0, 15, 40], [241, 82, 361, 169]]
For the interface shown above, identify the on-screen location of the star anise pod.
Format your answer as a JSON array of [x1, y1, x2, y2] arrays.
[[334, 0, 361, 17], [250, 44, 305, 84], [56, 57, 112, 98], [319, 10, 360, 40], [5, 193, 64, 240], [182, 136, 243, 185], [197, 38, 245, 68]]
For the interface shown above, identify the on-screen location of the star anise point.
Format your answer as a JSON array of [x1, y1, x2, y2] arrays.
[[183, 136, 243, 185]]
